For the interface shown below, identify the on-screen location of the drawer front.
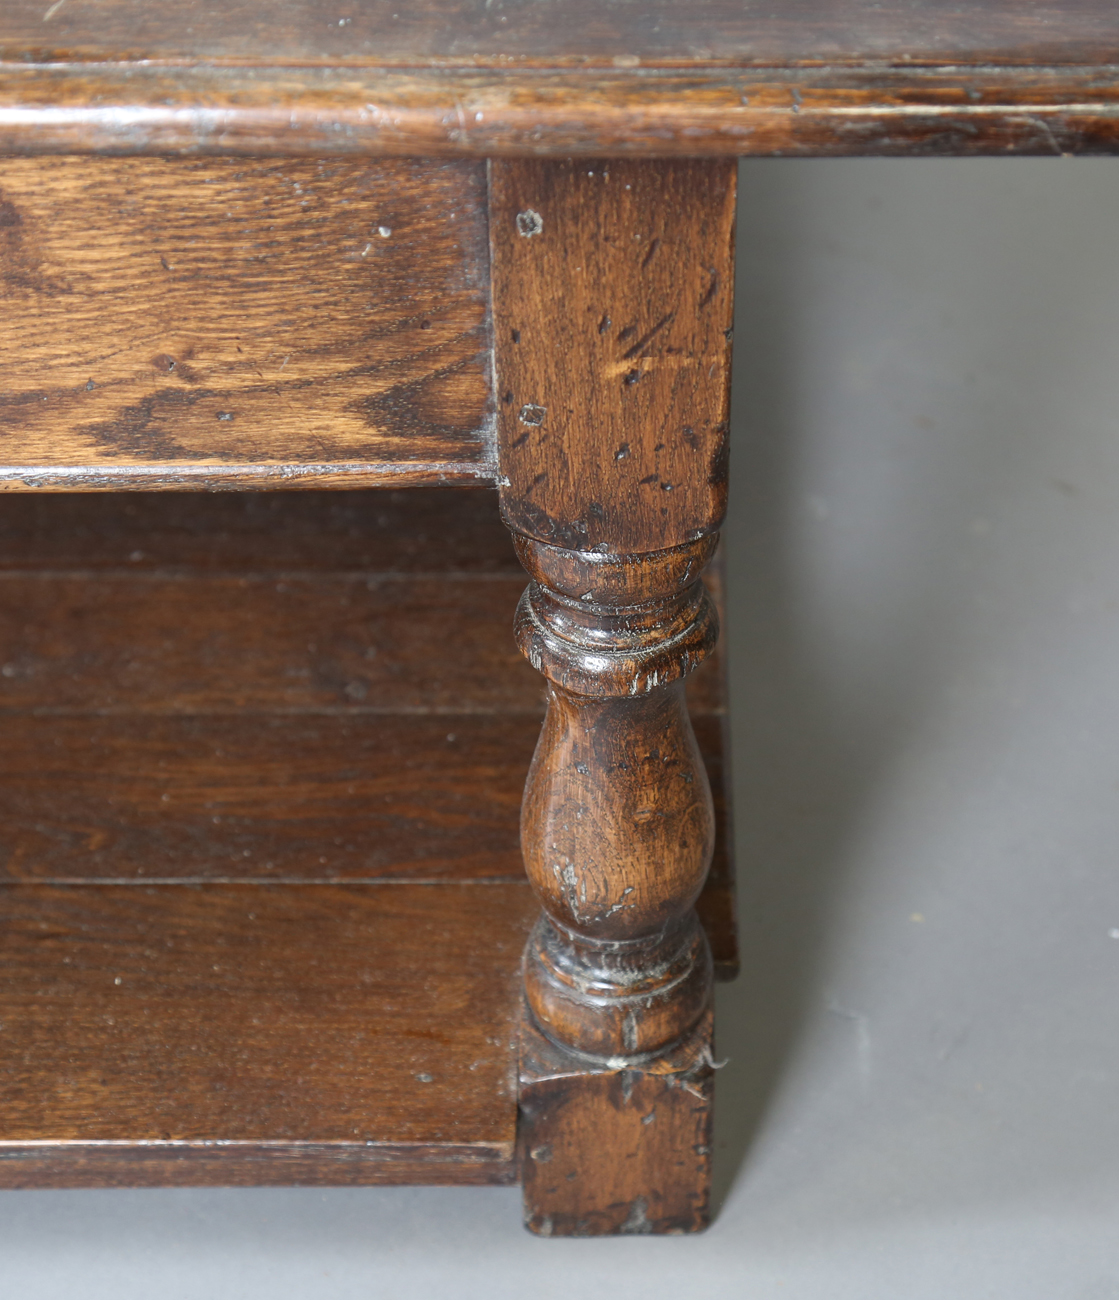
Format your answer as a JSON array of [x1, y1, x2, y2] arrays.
[[0, 156, 494, 489]]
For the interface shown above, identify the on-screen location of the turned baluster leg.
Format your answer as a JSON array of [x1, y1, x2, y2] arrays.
[[515, 535, 718, 1061], [515, 537, 720, 1234], [489, 156, 736, 1234]]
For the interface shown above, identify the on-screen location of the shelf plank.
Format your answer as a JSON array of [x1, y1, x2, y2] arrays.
[[0, 713, 731, 953], [0, 882, 534, 1187], [0, 571, 537, 714], [0, 487, 735, 965], [0, 573, 724, 720], [0, 714, 534, 884], [0, 488, 520, 574]]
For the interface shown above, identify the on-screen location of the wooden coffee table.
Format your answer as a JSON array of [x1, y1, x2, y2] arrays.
[[0, 0, 1114, 1236]]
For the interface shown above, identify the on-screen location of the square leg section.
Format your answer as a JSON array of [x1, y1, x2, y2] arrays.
[[519, 1008, 714, 1236]]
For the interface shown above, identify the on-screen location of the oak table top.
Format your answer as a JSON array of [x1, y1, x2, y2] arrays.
[[1, 0, 1119, 157]]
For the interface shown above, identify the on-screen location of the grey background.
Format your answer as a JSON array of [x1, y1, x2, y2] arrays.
[[3, 158, 1119, 1297]]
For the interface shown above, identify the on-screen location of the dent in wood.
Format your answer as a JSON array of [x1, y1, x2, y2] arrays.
[[518, 1008, 714, 1236], [491, 158, 735, 555]]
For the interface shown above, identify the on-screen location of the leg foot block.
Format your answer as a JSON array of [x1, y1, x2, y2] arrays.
[[518, 1008, 714, 1236]]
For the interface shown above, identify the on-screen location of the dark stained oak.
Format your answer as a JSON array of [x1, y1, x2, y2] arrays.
[[4, 0, 1117, 66], [3, 0, 1093, 1232], [0, 571, 534, 713], [0, 491, 729, 712], [0, 487, 521, 573], [514, 535, 720, 1059], [3, 3, 1119, 158], [0, 136, 747, 1210], [1, 66, 1118, 160], [511, 543, 725, 1229], [0, 715, 534, 885], [519, 1009, 715, 1236], [0, 1145, 509, 1190], [491, 159, 736, 555], [0, 496, 735, 962], [0, 488, 735, 974], [693, 714, 737, 983], [0, 157, 493, 490], [0, 712, 732, 929], [492, 157, 735, 1230], [0, 486, 737, 1190], [0, 573, 723, 716], [0, 882, 534, 1187]]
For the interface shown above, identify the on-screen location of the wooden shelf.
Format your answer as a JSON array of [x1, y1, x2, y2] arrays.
[[0, 487, 736, 1188], [0, 882, 530, 1187]]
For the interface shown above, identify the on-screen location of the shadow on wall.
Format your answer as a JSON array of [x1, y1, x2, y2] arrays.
[[712, 156, 1119, 1212]]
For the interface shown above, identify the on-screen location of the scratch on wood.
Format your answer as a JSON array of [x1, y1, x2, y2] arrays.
[[619, 312, 675, 361], [698, 270, 719, 310]]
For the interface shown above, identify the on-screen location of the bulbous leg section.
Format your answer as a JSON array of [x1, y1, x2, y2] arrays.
[[514, 538, 719, 1061]]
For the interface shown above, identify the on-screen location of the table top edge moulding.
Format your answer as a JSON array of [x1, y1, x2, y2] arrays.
[[2, 1, 1119, 157]]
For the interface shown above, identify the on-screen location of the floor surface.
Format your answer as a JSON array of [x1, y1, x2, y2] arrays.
[[3, 158, 1119, 1299]]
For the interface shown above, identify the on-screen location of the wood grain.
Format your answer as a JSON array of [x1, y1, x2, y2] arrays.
[[0, 1144, 515, 1190], [495, 155, 735, 1227], [0, 710, 727, 890], [0, 714, 735, 971], [0, 571, 723, 715], [0, 486, 739, 1189], [0, 487, 520, 573], [3, 64, 1119, 160], [0, 157, 493, 489], [491, 159, 735, 554], [0, 571, 534, 713], [0, 715, 533, 884], [0, 882, 534, 1186], [1, 0, 1116, 68], [515, 535, 720, 1057], [0, 489, 735, 972], [519, 1008, 714, 1236]]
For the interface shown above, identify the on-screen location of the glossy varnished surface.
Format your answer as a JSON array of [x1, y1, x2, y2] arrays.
[[0, 490, 732, 921], [0, 883, 532, 1186], [0, 488, 737, 1187], [1, 0, 1115, 66], [491, 159, 735, 554], [0, 157, 492, 489], [2, 3, 1118, 157]]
